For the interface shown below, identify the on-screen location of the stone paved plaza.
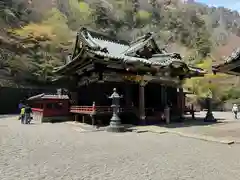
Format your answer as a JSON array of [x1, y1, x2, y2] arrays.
[[1, 116, 240, 180]]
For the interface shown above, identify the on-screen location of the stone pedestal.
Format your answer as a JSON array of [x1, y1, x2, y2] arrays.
[[204, 111, 216, 122], [107, 113, 125, 132], [204, 98, 216, 122]]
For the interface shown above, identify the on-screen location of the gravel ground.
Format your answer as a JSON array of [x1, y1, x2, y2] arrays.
[[1, 117, 240, 180]]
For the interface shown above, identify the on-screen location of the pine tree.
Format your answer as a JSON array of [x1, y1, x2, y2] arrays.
[[148, 0, 160, 24], [132, 0, 140, 27]]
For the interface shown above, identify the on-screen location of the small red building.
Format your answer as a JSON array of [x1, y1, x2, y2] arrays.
[[27, 93, 70, 123]]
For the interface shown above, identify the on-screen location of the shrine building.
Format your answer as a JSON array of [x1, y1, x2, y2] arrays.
[[54, 27, 205, 125]]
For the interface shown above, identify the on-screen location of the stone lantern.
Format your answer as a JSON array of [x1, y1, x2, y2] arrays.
[[106, 88, 125, 132], [204, 88, 216, 122], [57, 88, 62, 96]]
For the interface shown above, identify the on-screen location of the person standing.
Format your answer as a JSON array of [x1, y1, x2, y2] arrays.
[[24, 104, 32, 124], [18, 101, 23, 113], [232, 104, 238, 119], [20, 105, 25, 124]]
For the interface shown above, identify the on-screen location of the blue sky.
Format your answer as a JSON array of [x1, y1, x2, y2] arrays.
[[196, 0, 240, 11]]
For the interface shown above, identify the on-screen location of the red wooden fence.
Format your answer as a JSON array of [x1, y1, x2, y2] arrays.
[[70, 106, 136, 114]]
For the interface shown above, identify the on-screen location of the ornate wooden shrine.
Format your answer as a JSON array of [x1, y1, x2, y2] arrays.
[[213, 48, 240, 75], [55, 27, 205, 125]]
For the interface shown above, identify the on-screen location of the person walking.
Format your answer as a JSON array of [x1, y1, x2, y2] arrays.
[[232, 104, 238, 119]]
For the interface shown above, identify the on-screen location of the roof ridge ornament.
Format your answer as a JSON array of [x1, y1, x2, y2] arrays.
[[145, 32, 154, 39], [222, 47, 240, 63], [123, 33, 155, 56], [80, 27, 129, 46], [151, 53, 181, 58], [80, 29, 101, 51], [130, 32, 154, 45], [231, 48, 240, 59]]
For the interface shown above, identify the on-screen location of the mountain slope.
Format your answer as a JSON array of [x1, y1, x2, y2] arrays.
[[1, 0, 240, 100]]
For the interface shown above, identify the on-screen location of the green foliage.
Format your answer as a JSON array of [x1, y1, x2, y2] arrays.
[[91, 2, 110, 29], [136, 10, 151, 24], [184, 58, 229, 102], [43, 8, 73, 42], [4, 7, 73, 85], [158, 9, 212, 58], [1, 0, 240, 88], [221, 88, 240, 101], [68, 0, 94, 30]]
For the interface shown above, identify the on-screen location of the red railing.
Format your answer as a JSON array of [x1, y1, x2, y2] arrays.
[[32, 108, 44, 112], [32, 108, 44, 123], [70, 106, 95, 114], [70, 106, 136, 114]]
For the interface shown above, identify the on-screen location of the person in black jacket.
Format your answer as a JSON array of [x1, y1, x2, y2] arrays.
[[24, 104, 32, 124]]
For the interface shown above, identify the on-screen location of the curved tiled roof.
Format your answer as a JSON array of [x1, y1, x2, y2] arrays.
[[28, 93, 69, 100], [213, 48, 240, 73], [56, 27, 205, 76], [80, 28, 193, 67]]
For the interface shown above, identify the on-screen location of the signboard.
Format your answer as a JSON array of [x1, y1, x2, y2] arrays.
[[102, 72, 123, 82], [122, 74, 179, 84], [122, 75, 142, 82]]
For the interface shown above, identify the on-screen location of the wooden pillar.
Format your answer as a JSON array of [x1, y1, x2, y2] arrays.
[[177, 87, 184, 118], [91, 102, 96, 127], [161, 86, 171, 123], [125, 85, 132, 106], [82, 115, 85, 123], [70, 91, 78, 105], [161, 86, 167, 107], [160, 85, 163, 107], [139, 78, 147, 125], [74, 114, 78, 122], [164, 106, 170, 124], [69, 75, 79, 105]]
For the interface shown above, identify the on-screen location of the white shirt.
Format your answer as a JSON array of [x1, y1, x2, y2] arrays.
[[232, 105, 238, 112]]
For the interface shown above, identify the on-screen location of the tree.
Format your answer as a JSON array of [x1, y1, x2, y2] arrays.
[[184, 58, 228, 102], [148, 0, 160, 24], [10, 8, 73, 84], [68, 0, 94, 30], [91, 2, 110, 29]]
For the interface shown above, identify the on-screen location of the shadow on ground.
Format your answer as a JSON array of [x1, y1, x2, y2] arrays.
[[0, 115, 18, 119], [165, 117, 225, 129], [140, 116, 226, 129]]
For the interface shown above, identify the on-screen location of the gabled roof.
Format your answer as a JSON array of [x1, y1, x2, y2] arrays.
[[56, 27, 205, 76], [77, 28, 185, 66], [77, 28, 165, 65], [122, 32, 162, 56], [27, 93, 69, 101], [213, 48, 240, 75]]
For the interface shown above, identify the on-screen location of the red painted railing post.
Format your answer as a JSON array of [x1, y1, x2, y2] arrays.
[[92, 101, 96, 113], [91, 102, 96, 126]]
